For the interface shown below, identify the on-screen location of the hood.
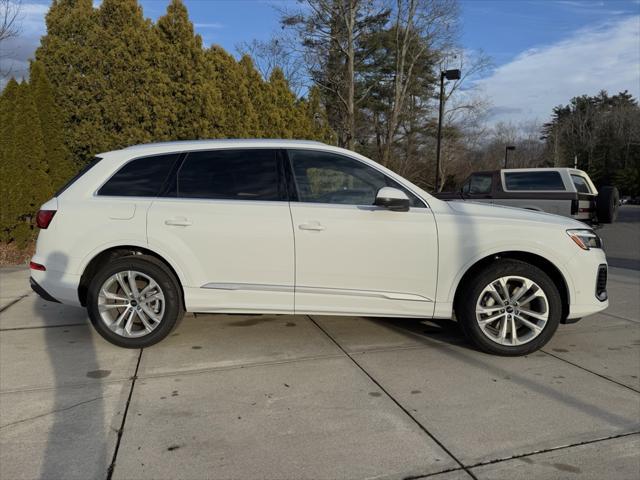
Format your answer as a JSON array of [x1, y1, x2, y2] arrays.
[[446, 200, 586, 229]]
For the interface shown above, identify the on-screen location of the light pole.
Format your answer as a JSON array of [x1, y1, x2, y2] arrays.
[[504, 145, 515, 168], [435, 69, 461, 192]]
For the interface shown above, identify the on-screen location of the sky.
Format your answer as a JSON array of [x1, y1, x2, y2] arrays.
[[1, 0, 639, 127]]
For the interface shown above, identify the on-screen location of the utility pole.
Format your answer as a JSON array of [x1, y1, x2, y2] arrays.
[[504, 145, 516, 168], [435, 69, 461, 192]]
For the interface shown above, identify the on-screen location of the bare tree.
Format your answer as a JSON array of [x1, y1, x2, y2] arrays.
[[236, 36, 308, 96], [0, 0, 22, 79], [378, 0, 458, 166], [0, 0, 20, 43], [280, 0, 389, 149]]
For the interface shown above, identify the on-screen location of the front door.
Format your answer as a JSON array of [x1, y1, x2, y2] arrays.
[[286, 149, 438, 317], [147, 148, 295, 313]]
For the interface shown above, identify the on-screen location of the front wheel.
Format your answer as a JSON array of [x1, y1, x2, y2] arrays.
[[455, 259, 562, 356], [87, 255, 184, 348]]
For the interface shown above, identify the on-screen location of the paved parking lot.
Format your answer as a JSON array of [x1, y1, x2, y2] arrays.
[[1, 207, 639, 479]]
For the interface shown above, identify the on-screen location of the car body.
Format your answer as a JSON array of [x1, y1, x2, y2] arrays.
[[435, 168, 619, 224], [30, 140, 609, 355]]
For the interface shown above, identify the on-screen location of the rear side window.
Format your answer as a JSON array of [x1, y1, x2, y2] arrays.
[[571, 174, 592, 194], [55, 157, 102, 197], [504, 171, 565, 191], [174, 149, 282, 201], [98, 154, 179, 197]]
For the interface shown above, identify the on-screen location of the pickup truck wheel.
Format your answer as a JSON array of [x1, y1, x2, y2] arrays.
[[87, 256, 184, 348], [456, 260, 561, 356], [596, 186, 619, 223]]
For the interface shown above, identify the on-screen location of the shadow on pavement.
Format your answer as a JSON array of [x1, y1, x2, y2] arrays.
[[39, 251, 107, 480], [369, 316, 634, 428]]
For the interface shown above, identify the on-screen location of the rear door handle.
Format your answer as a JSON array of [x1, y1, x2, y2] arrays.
[[165, 217, 192, 227], [298, 222, 325, 231]]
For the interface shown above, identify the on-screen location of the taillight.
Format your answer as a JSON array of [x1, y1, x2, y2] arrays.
[[29, 261, 46, 271], [36, 210, 56, 229]]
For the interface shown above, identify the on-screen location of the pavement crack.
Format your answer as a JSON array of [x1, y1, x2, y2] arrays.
[[0, 395, 106, 430], [464, 430, 640, 470], [541, 349, 640, 394], [0, 322, 88, 331], [106, 348, 143, 480], [600, 311, 640, 324], [0, 294, 30, 314], [306, 315, 479, 480], [400, 431, 640, 479]]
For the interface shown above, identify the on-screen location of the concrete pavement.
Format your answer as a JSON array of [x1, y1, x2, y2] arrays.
[[1, 206, 638, 479]]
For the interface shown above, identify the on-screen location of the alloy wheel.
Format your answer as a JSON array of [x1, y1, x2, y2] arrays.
[[97, 270, 165, 338], [475, 275, 549, 346]]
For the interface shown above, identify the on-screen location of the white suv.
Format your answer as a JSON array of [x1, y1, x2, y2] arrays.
[[30, 140, 609, 355]]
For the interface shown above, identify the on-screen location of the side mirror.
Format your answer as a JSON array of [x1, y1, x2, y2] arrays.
[[374, 187, 410, 212]]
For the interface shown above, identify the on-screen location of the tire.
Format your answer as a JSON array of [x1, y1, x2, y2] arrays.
[[596, 186, 619, 223], [455, 259, 562, 356], [87, 255, 184, 348]]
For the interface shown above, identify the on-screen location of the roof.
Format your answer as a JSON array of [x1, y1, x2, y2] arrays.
[[123, 139, 328, 152]]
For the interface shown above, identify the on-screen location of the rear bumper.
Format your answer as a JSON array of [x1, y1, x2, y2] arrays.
[[30, 277, 61, 303], [29, 267, 82, 307]]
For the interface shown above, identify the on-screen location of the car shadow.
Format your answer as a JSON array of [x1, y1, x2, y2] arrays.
[[38, 251, 108, 480], [367, 316, 633, 428]]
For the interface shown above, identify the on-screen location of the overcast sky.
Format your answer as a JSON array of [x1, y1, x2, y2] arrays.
[[1, 0, 639, 127]]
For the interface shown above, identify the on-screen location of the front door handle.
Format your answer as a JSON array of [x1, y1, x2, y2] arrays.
[[165, 217, 192, 227], [298, 222, 325, 231]]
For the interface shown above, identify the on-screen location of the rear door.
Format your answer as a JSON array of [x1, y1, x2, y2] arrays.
[[147, 149, 295, 313]]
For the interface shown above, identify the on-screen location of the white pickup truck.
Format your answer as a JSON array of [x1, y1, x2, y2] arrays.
[[436, 168, 619, 224]]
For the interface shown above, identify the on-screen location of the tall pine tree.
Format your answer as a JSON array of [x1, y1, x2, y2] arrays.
[[29, 61, 75, 188], [0, 79, 20, 242], [8, 83, 50, 247], [154, 0, 223, 140], [36, 0, 100, 162]]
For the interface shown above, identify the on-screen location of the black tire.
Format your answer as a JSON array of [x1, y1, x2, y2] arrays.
[[87, 255, 184, 348], [455, 259, 562, 356], [596, 186, 619, 223]]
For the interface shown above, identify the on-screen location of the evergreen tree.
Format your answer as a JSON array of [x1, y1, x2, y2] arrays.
[[36, 0, 100, 162], [206, 46, 257, 138], [29, 61, 75, 188], [8, 83, 50, 247], [154, 0, 222, 140], [238, 54, 267, 137], [0, 79, 20, 242], [93, 0, 170, 149]]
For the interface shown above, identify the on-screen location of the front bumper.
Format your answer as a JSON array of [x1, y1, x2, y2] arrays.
[[566, 249, 609, 319]]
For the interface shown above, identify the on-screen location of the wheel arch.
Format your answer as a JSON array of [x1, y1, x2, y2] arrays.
[[452, 251, 571, 322], [78, 245, 185, 308]]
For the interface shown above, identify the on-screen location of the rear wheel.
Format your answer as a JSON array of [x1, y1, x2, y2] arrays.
[[455, 259, 562, 356], [87, 255, 184, 348]]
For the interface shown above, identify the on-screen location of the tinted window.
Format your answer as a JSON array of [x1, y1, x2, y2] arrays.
[[98, 154, 179, 197], [175, 149, 282, 201], [465, 174, 492, 194], [504, 171, 565, 191], [55, 157, 102, 197], [288, 149, 424, 207], [571, 174, 592, 194]]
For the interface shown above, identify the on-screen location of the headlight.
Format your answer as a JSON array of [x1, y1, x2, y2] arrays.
[[567, 229, 602, 250]]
